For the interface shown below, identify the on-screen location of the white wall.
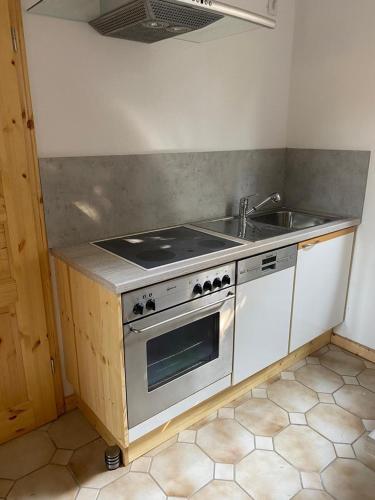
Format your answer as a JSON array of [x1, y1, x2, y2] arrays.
[[22, 0, 295, 157], [287, 0, 375, 349]]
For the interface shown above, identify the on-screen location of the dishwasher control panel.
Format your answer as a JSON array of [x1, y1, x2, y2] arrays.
[[237, 245, 297, 285]]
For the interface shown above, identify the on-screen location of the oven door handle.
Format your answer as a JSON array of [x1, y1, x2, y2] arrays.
[[129, 292, 235, 335]]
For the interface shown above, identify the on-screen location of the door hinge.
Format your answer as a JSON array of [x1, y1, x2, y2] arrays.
[[11, 27, 18, 52], [50, 357, 56, 375]]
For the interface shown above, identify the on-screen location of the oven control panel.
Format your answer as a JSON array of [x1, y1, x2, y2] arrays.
[[122, 263, 235, 323]]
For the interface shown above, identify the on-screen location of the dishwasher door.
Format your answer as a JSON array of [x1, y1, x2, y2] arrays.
[[233, 246, 297, 385]]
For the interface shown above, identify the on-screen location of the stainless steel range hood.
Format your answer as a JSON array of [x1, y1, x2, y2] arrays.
[[27, 0, 276, 44]]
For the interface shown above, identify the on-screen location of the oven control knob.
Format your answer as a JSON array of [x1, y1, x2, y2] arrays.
[[213, 278, 222, 289], [222, 275, 231, 286], [133, 303, 144, 315], [146, 299, 156, 311], [203, 280, 212, 292], [193, 283, 203, 295]]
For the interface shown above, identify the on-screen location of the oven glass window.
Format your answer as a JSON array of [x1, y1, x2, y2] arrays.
[[146, 313, 220, 392]]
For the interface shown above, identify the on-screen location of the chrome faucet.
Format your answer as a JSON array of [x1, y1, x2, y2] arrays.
[[239, 192, 281, 221]]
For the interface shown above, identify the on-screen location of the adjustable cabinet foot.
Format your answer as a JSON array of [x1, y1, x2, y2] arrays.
[[104, 445, 122, 470]]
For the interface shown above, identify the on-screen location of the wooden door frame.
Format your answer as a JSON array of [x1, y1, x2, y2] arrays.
[[0, 0, 64, 417]]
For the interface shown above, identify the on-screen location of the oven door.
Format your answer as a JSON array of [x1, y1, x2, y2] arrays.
[[124, 289, 235, 428]]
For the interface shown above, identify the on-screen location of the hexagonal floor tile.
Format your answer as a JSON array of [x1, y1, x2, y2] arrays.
[[358, 369, 375, 392], [295, 365, 344, 393], [274, 425, 335, 472], [334, 385, 375, 419], [190, 480, 250, 499], [7, 464, 78, 499], [48, 410, 98, 450], [0, 431, 55, 480], [306, 403, 364, 443], [97, 472, 165, 500], [69, 438, 130, 488], [150, 442, 213, 497], [322, 458, 375, 500], [321, 351, 365, 376], [293, 491, 333, 500], [268, 380, 318, 413], [196, 418, 254, 463], [353, 433, 375, 471], [235, 398, 289, 437], [236, 450, 301, 499]]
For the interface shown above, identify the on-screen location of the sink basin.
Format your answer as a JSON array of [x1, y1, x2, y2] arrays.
[[250, 210, 335, 230], [194, 209, 338, 243]]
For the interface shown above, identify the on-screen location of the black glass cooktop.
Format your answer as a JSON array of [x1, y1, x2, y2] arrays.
[[93, 226, 242, 269]]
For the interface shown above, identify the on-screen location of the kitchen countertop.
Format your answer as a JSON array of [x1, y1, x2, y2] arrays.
[[51, 217, 360, 295]]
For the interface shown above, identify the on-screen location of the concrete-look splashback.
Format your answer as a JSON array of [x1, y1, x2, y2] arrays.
[[40, 148, 370, 248], [40, 149, 286, 248], [285, 149, 371, 218]]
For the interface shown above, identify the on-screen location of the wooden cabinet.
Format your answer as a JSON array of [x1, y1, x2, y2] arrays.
[[290, 229, 355, 352]]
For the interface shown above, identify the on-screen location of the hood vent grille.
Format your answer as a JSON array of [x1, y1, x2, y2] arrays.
[[89, 0, 223, 43]]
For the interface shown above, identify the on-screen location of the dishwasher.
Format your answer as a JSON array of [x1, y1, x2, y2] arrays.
[[232, 245, 298, 385]]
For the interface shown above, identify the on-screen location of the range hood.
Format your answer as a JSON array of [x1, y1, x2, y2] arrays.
[[27, 0, 276, 44]]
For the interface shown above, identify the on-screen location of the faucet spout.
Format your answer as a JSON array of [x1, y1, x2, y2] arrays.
[[239, 192, 281, 220]]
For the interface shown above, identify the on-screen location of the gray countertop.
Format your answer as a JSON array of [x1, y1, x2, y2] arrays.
[[51, 217, 360, 295]]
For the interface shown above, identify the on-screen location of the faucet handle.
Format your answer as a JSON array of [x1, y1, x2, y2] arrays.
[[240, 193, 258, 204]]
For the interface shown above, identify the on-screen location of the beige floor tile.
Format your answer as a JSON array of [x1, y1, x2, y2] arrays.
[[0, 431, 55, 480], [307, 403, 364, 443], [281, 371, 296, 380], [293, 491, 333, 500], [301, 471, 323, 490], [236, 450, 301, 499], [0, 479, 13, 498], [364, 360, 375, 369], [178, 430, 196, 444], [223, 391, 253, 409], [252, 388, 267, 398], [150, 442, 213, 497], [312, 346, 330, 357], [191, 480, 250, 499], [69, 439, 130, 488], [362, 419, 375, 431], [268, 380, 318, 413], [353, 433, 375, 471], [321, 351, 365, 376], [334, 443, 355, 459], [295, 365, 344, 393], [214, 463, 234, 480], [48, 410, 98, 450], [235, 398, 289, 436], [196, 418, 254, 464], [289, 359, 307, 371], [188, 412, 217, 430], [144, 436, 177, 456], [342, 376, 359, 385], [51, 449, 74, 466], [98, 472, 165, 500], [318, 393, 335, 404], [275, 425, 335, 472], [130, 456, 152, 473], [358, 369, 375, 392], [306, 356, 320, 365], [322, 458, 375, 500], [289, 413, 307, 425], [255, 435, 273, 450], [334, 385, 375, 419], [167, 497, 187, 500], [76, 488, 99, 500], [7, 464, 78, 500], [217, 407, 234, 419]]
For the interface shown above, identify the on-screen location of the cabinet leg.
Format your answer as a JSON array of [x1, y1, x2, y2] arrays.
[[104, 445, 122, 470]]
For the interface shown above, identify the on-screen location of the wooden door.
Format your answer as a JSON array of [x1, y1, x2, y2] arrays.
[[0, 0, 63, 444], [290, 229, 355, 352]]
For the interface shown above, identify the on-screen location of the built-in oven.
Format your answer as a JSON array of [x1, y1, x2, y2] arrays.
[[122, 263, 235, 429]]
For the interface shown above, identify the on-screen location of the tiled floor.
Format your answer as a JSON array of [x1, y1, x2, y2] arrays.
[[1, 343, 375, 499]]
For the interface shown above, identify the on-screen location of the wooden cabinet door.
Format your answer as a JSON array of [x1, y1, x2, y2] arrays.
[[290, 229, 354, 352], [0, 0, 59, 444]]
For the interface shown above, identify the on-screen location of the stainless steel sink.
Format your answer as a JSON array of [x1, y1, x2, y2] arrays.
[[250, 210, 335, 230], [193, 209, 338, 243]]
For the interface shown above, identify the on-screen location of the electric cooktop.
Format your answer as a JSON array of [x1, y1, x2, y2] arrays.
[[93, 226, 242, 270]]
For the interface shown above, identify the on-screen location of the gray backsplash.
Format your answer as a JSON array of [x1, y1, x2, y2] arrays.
[[285, 149, 370, 218], [39, 148, 370, 248]]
